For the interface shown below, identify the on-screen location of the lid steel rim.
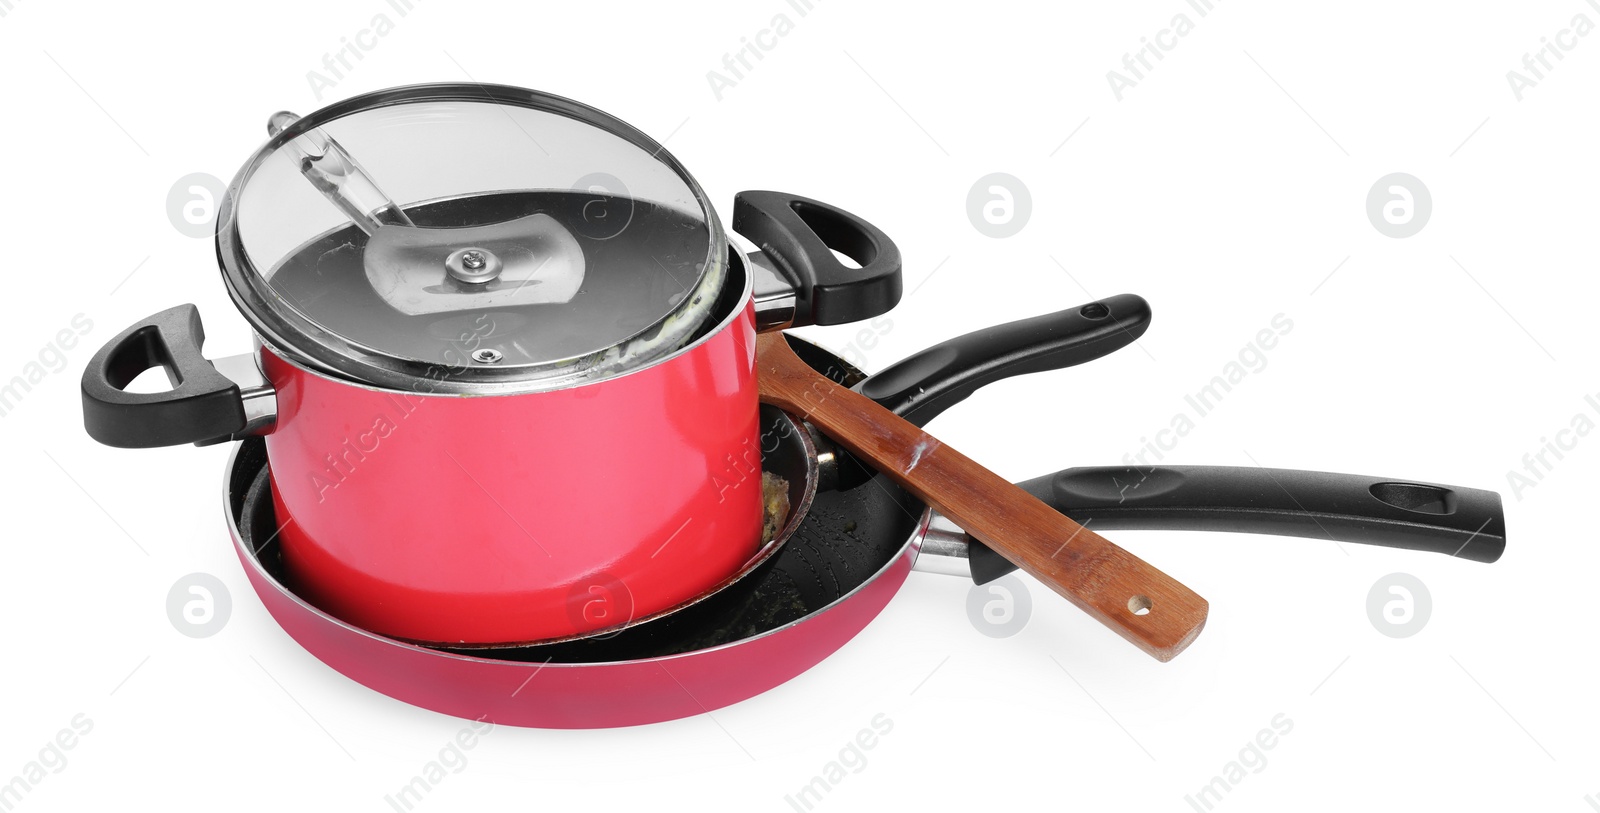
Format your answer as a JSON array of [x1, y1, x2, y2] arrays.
[[246, 247, 754, 399], [217, 82, 729, 394]]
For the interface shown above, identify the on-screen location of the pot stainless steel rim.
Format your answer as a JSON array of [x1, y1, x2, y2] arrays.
[[216, 82, 730, 394], [232, 246, 754, 404]]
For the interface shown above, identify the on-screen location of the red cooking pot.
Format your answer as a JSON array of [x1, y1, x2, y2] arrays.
[[80, 83, 901, 646]]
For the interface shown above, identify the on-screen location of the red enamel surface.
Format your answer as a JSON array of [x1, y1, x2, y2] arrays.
[[232, 501, 916, 729], [257, 302, 762, 644]]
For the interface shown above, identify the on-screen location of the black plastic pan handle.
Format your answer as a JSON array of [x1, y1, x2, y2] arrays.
[[81, 304, 246, 448], [733, 190, 902, 327], [857, 294, 1151, 427], [819, 294, 1151, 491], [966, 466, 1506, 583]]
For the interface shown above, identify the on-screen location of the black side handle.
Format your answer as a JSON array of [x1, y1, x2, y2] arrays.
[[967, 466, 1507, 583], [857, 294, 1151, 427], [82, 304, 245, 448], [732, 190, 902, 327]]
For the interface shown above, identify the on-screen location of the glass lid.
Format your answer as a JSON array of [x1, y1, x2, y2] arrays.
[[217, 84, 729, 393]]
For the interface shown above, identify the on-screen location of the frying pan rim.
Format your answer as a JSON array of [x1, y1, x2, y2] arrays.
[[239, 226, 753, 398]]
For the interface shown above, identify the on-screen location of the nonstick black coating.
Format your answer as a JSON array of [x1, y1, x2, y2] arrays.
[[234, 338, 923, 664]]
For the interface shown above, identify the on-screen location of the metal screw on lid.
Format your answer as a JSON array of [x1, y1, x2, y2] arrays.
[[446, 247, 502, 284], [471, 348, 504, 364]]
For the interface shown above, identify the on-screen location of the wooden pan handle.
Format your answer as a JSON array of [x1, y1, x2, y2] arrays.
[[757, 332, 1208, 661]]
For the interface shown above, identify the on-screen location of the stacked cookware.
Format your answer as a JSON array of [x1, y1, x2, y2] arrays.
[[82, 84, 1505, 727]]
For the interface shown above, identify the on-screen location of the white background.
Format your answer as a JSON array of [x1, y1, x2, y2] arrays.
[[1, 1, 1595, 810]]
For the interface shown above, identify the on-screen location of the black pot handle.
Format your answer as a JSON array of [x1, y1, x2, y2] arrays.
[[967, 467, 1507, 583], [858, 294, 1151, 427], [732, 190, 902, 327], [81, 304, 246, 448]]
